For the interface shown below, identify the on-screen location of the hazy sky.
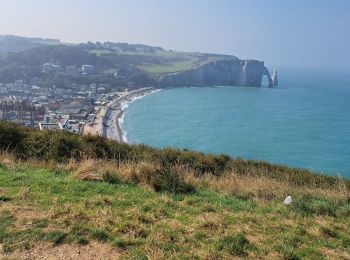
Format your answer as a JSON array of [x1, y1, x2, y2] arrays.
[[1, 0, 349, 70]]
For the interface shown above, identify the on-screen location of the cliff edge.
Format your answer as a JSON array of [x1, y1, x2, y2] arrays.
[[158, 58, 277, 88]]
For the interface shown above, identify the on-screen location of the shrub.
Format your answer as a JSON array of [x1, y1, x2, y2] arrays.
[[157, 147, 181, 166], [212, 154, 231, 173], [84, 135, 111, 158], [102, 171, 122, 184], [216, 233, 251, 256], [153, 167, 195, 194], [0, 122, 25, 152], [51, 133, 84, 161], [108, 142, 132, 162], [17, 131, 52, 160], [129, 144, 154, 162]]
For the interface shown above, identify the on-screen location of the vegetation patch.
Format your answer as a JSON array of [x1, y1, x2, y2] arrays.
[[292, 194, 350, 217], [1, 121, 349, 193], [91, 229, 110, 242], [102, 170, 123, 184], [113, 237, 133, 249], [153, 167, 195, 194], [47, 230, 68, 245], [0, 195, 11, 202], [216, 233, 252, 256], [320, 226, 339, 238]]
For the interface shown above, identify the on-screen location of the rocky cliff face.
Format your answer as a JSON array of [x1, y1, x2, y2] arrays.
[[158, 58, 276, 88]]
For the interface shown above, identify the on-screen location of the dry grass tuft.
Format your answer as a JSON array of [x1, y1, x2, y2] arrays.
[[182, 168, 349, 201], [198, 212, 227, 231], [73, 160, 162, 190], [118, 161, 160, 188], [73, 159, 107, 182], [0, 152, 17, 170]]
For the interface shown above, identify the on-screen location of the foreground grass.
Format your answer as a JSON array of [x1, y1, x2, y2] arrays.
[[0, 160, 349, 259]]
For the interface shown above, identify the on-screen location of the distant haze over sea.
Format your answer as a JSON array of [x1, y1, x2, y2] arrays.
[[124, 68, 350, 177]]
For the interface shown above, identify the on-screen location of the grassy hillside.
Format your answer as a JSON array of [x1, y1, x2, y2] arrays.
[[0, 35, 60, 53], [0, 37, 235, 86], [0, 121, 349, 258], [89, 47, 202, 74], [89, 48, 201, 74]]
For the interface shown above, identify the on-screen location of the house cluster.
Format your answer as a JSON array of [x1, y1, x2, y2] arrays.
[[42, 63, 96, 76], [0, 78, 115, 133]]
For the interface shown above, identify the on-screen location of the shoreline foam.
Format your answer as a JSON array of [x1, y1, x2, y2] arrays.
[[116, 88, 161, 143]]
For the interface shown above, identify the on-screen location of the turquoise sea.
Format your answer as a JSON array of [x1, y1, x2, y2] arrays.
[[124, 69, 350, 177]]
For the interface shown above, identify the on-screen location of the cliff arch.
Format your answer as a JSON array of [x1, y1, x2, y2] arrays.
[[262, 67, 273, 88]]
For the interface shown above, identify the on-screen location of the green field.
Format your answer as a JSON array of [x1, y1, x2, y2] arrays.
[[89, 49, 179, 57], [90, 49, 118, 56], [137, 50, 200, 74], [139, 59, 199, 74], [89, 48, 200, 74]]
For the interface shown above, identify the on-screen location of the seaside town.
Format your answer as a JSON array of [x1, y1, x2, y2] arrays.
[[0, 62, 155, 142]]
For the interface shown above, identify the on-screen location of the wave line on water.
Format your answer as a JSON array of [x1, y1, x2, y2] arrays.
[[118, 89, 162, 143]]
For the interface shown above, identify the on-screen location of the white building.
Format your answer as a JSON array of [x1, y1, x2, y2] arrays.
[[42, 63, 61, 73], [82, 65, 96, 75]]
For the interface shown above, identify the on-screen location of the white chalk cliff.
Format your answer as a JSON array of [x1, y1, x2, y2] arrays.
[[158, 58, 277, 88]]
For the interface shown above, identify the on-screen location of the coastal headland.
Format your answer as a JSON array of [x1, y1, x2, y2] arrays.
[[0, 35, 277, 90]]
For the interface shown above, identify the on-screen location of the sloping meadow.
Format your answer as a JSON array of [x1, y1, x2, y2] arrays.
[[0, 121, 350, 258]]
